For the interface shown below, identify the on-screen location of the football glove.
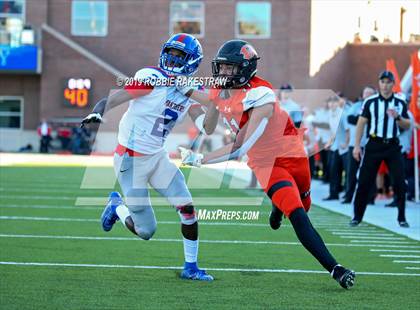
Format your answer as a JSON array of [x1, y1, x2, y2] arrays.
[[80, 113, 103, 128], [179, 147, 203, 167]]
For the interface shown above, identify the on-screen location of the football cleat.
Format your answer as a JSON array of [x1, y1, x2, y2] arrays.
[[349, 219, 360, 227], [398, 221, 409, 228], [101, 191, 123, 232], [269, 204, 283, 230], [180, 268, 214, 281], [331, 264, 356, 289]]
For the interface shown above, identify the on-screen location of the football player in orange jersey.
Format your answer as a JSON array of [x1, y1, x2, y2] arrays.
[[178, 40, 355, 289]]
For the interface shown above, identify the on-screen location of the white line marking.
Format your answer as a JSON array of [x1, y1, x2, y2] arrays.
[[327, 229, 378, 232], [0, 215, 375, 229], [0, 216, 99, 222], [340, 236, 405, 240], [0, 216, 272, 227], [393, 260, 420, 264], [380, 255, 420, 258], [406, 267, 420, 270], [0, 195, 78, 200], [1, 233, 420, 249], [0, 261, 419, 277], [332, 232, 394, 237], [370, 249, 420, 253], [351, 240, 415, 244], [0, 204, 102, 210], [0, 204, 257, 214], [1, 195, 266, 206]]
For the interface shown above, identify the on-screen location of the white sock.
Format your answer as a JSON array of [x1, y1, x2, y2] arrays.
[[183, 237, 199, 263], [116, 205, 130, 227]]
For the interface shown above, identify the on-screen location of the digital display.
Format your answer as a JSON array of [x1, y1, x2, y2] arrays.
[[0, 45, 41, 73], [63, 78, 91, 108]]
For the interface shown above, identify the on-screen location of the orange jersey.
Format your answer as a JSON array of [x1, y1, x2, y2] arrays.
[[209, 76, 306, 167]]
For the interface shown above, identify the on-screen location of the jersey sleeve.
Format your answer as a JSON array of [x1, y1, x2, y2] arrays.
[[360, 99, 371, 119], [401, 101, 409, 118], [242, 86, 277, 111], [123, 68, 157, 98]]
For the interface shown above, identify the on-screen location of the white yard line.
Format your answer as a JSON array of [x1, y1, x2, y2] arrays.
[[0, 216, 271, 227], [0, 261, 419, 277], [0, 204, 102, 210], [340, 236, 406, 240], [351, 240, 415, 244], [1, 233, 419, 249], [406, 267, 420, 270], [380, 255, 420, 258], [370, 249, 420, 253], [0, 215, 373, 229], [332, 232, 394, 237], [393, 260, 420, 264], [327, 229, 378, 233]]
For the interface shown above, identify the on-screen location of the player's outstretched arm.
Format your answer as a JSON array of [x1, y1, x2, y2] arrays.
[[81, 89, 133, 127], [202, 103, 274, 164]]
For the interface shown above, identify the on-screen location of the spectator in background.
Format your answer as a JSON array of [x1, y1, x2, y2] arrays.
[[313, 100, 332, 183], [386, 110, 415, 206], [279, 83, 303, 127], [344, 86, 376, 203], [57, 124, 72, 150], [322, 95, 348, 200], [302, 108, 317, 177], [37, 119, 51, 153]]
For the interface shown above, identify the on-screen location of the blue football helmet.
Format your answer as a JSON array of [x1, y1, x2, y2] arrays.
[[159, 33, 203, 76]]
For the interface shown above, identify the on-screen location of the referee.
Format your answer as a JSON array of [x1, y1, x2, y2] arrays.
[[351, 70, 411, 228]]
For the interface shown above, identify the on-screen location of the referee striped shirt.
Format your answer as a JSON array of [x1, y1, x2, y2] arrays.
[[360, 93, 408, 139]]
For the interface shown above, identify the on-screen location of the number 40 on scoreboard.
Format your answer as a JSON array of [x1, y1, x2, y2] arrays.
[[63, 78, 92, 108]]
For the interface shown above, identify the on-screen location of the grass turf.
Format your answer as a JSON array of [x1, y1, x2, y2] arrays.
[[0, 167, 419, 309]]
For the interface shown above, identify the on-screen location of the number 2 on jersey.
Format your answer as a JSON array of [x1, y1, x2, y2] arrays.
[[151, 108, 178, 138]]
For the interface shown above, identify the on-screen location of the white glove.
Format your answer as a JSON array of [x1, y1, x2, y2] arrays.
[[80, 113, 103, 127], [179, 147, 203, 167]]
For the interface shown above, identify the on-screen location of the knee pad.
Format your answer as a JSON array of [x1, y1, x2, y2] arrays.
[[176, 204, 197, 225], [136, 226, 156, 240]]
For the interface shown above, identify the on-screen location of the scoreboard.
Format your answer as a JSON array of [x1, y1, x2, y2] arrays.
[[63, 78, 92, 108]]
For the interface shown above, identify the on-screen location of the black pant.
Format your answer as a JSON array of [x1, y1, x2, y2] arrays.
[[344, 147, 359, 201], [353, 139, 407, 222], [40, 136, 50, 153], [320, 148, 330, 182], [329, 150, 346, 198], [405, 157, 416, 199], [345, 146, 377, 203]]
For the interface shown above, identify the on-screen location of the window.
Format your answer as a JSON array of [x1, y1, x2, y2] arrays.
[[0, 0, 25, 46], [0, 0, 24, 18], [0, 97, 22, 129], [170, 1, 204, 37], [71, 0, 108, 37], [236, 2, 271, 39]]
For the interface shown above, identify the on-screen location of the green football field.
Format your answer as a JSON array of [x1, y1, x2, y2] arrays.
[[0, 166, 419, 309]]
